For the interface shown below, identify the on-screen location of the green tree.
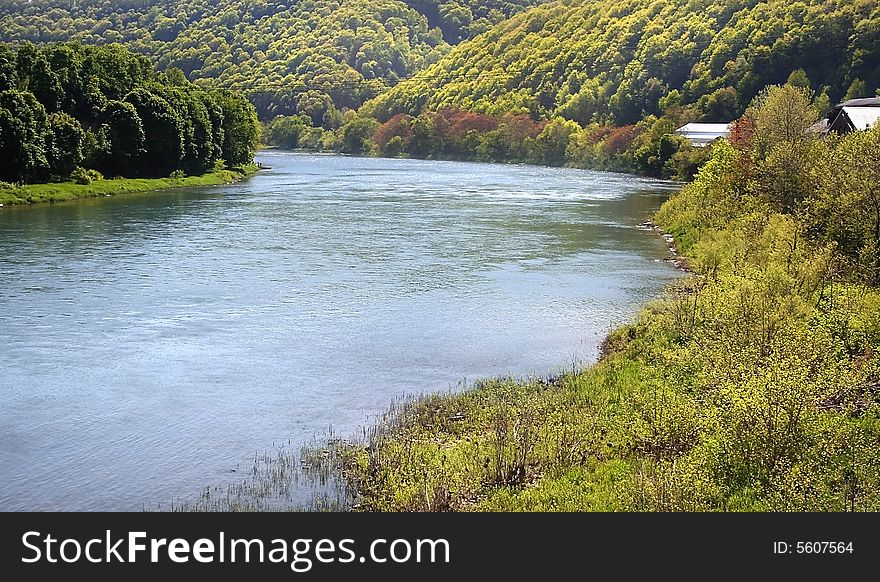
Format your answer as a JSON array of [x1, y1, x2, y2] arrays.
[[264, 115, 311, 149], [197, 92, 226, 166], [0, 44, 17, 92], [697, 87, 739, 122], [125, 88, 184, 176], [0, 89, 49, 182], [747, 85, 819, 214], [556, 79, 603, 126], [407, 114, 439, 158], [529, 118, 580, 166], [156, 86, 216, 174], [785, 69, 811, 90], [813, 128, 880, 282], [844, 78, 867, 101], [17, 46, 63, 112], [46, 111, 84, 178], [212, 89, 259, 166], [814, 87, 832, 116], [99, 100, 145, 176], [340, 117, 379, 155], [476, 127, 510, 162]]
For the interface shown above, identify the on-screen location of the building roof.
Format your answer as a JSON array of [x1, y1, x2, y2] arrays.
[[675, 123, 732, 134], [835, 97, 880, 108], [840, 106, 880, 131], [674, 123, 731, 147]]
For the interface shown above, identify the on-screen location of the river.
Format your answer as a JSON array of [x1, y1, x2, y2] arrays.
[[0, 152, 681, 510]]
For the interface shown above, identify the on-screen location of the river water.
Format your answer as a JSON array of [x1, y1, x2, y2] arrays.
[[0, 152, 681, 510]]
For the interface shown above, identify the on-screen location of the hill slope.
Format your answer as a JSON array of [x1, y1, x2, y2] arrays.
[[366, 0, 880, 124], [0, 0, 546, 120]]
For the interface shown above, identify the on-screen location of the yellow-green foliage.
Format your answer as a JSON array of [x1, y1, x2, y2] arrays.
[[366, 0, 879, 124]]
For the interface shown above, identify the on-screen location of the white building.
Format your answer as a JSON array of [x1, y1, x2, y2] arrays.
[[824, 97, 880, 134], [828, 106, 880, 133], [673, 123, 731, 147]]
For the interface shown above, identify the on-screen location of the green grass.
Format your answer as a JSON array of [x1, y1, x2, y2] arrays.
[[330, 268, 880, 511], [0, 165, 259, 206]]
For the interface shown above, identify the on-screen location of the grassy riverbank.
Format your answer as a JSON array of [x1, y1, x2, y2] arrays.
[[0, 165, 259, 207], [329, 89, 880, 512]]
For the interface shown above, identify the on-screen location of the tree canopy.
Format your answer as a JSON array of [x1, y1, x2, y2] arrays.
[[366, 0, 880, 125], [0, 1, 556, 121], [0, 42, 260, 184]]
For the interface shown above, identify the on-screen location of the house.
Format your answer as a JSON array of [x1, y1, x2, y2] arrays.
[[826, 97, 880, 134], [673, 123, 731, 147]]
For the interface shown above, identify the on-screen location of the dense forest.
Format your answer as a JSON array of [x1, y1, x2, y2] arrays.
[[370, 0, 880, 121], [0, 0, 542, 121], [402, 0, 544, 43], [0, 42, 259, 184], [335, 85, 880, 511], [351, 0, 880, 174]]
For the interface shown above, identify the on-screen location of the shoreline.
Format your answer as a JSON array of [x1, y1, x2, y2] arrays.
[[329, 221, 690, 512], [0, 165, 260, 208], [638, 219, 690, 271], [164, 218, 687, 512]]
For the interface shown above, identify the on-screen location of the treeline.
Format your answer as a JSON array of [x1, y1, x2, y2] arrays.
[[333, 86, 880, 512], [0, 42, 259, 184], [264, 103, 711, 179]]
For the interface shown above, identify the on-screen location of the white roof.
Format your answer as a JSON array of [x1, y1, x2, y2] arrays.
[[674, 123, 731, 146], [675, 123, 731, 134], [842, 107, 880, 131]]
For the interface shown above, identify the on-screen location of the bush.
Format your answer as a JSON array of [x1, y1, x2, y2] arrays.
[[71, 167, 91, 185], [71, 168, 104, 185], [169, 169, 185, 179]]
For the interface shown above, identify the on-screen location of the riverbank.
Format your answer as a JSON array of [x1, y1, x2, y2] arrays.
[[325, 134, 880, 511], [0, 165, 259, 207]]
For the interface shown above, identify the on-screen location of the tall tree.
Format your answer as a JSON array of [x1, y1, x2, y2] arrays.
[[125, 88, 184, 176], [746, 85, 820, 214], [0, 89, 49, 182], [98, 100, 145, 176], [212, 89, 259, 166], [46, 111, 84, 178]]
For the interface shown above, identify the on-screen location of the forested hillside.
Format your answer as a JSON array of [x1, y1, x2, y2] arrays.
[[402, 0, 544, 43], [0, 0, 543, 121], [0, 42, 259, 185], [368, 0, 880, 124]]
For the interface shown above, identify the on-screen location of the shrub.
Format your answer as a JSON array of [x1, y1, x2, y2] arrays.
[[71, 167, 92, 185]]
